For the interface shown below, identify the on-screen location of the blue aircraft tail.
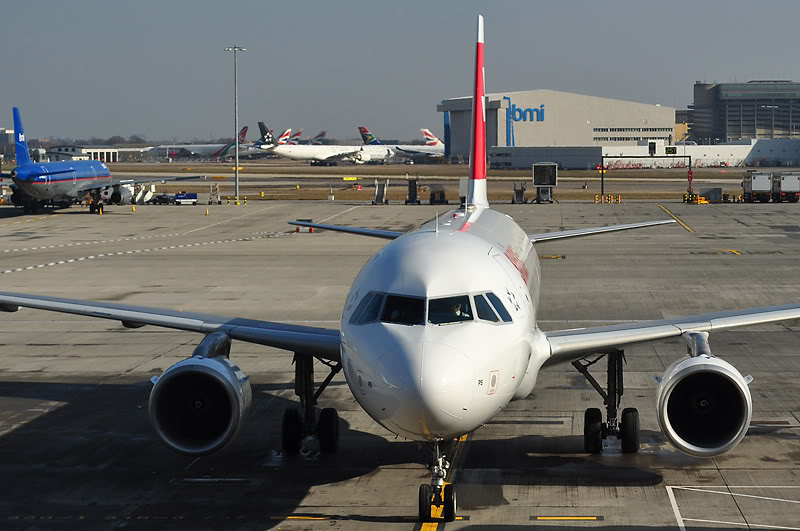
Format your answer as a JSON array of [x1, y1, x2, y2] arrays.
[[12, 107, 32, 166]]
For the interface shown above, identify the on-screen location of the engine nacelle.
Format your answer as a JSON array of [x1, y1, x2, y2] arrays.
[[148, 333, 252, 455], [109, 185, 133, 205], [656, 350, 752, 458]]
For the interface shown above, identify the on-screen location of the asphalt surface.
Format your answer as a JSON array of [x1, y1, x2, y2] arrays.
[[0, 199, 798, 530]]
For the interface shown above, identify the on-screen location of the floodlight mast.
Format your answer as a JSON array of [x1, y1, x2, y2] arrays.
[[224, 45, 247, 201]]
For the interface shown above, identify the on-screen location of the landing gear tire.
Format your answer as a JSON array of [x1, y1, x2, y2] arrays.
[[443, 483, 457, 522], [620, 407, 640, 454], [317, 407, 339, 453], [281, 407, 303, 456], [418, 484, 432, 522], [584, 407, 603, 454]]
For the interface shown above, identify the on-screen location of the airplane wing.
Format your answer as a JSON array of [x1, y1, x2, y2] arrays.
[[529, 219, 676, 242], [543, 303, 800, 367], [289, 220, 403, 239], [0, 291, 341, 361], [76, 174, 204, 193], [394, 146, 443, 157]]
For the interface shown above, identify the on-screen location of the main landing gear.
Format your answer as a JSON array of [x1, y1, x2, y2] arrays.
[[88, 190, 104, 215], [281, 353, 342, 456], [573, 349, 640, 454], [418, 441, 456, 522]]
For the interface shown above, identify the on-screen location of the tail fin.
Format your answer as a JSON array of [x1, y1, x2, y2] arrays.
[[312, 131, 326, 145], [288, 129, 302, 145], [12, 107, 32, 166], [277, 129, 292, 145], [467, 15, 488, 208], [420, 128, 442, 146], [238, 126, 248, 143], [255, 122, 276, 147], [358, 126, 382, 145]]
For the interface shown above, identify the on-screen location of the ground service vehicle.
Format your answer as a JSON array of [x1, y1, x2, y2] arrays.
[[773, 172, 800, 203], [743, 172, 772, 203]]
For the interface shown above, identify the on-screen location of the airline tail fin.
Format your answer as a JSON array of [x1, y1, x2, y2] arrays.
[[12, 107, 32, 166], [288, 129, 302, 145], [311, 131, 326, 145], [358, 126, 382, 145], [238, 126, 248, 143], [277, 129, 292, 145], [255, 122, 276, 147], [467, 15, 488, 208], [421, 128, 443, 146]]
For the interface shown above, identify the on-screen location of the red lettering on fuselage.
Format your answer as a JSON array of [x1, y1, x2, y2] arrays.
[[504, 246, 529, 284]]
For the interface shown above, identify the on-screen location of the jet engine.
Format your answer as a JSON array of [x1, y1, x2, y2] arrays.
[[352, 150, 371, 164], [656, 331, 752, 457], [108, 185, 133, 205], [148, 332, 252, 455]]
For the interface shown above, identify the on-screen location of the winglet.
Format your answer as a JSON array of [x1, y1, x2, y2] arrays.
[[467, 15, 488, 208]]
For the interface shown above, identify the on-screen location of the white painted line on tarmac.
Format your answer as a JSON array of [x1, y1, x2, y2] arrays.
[[0, 233, 183, 254], [0, 232, 290, 276], [182, 206, 276, 235], [317, 205, 361, 224]]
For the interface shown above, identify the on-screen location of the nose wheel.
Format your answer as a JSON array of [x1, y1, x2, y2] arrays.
[[418, 441, 457, 522], [574, 349, 640, 454], [281, 353, 342, 456]]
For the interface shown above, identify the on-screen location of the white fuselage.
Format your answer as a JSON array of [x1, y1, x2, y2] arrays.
[[391, 144, 445, 158], [340, 207, 551, 442], [260, 143, 395, 163]]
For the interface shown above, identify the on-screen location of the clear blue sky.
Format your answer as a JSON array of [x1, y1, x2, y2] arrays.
[[4, 0, 799, 142]]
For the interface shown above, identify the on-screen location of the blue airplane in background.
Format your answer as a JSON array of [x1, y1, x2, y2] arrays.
[[0, 108, 202, 215]]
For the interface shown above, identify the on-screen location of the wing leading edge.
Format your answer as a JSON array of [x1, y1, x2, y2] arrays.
[[529, 219, 676, 243], [288, 220, 403, 239], [543, 303, 800, 367], [0, 292, 340, 361]]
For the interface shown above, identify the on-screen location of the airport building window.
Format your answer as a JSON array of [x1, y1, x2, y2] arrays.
[[474, 294, 499, 322], [428, 295, 474, 325], [486, 292, 513, 323], [381, 295, 425, 326]]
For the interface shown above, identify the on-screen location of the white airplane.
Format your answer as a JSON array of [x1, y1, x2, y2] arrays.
[[358, 126, 445, 160], [2, 15, 800, 524], [256, 122, 394, 165]]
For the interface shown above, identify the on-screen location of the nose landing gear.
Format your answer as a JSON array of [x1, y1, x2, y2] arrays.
[[281, 353, 342, 457], [418, 441, 457, 522], [573, 349, 640, 454]]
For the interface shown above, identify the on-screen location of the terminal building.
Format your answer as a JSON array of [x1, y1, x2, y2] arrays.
[[690, 80, 800, 143]]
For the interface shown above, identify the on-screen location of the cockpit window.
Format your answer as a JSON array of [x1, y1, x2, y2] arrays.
[[485, 292, 513, 323], [474, 294, 499, 322], [380, 295, 425, 325], [349, 292, 384, 325], [428, 295, 473, 325]]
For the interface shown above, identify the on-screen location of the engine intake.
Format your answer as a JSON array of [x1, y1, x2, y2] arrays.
[[109, 186, 132, 205], [149, 333, 251, 455], [656, 332, 752, 457]]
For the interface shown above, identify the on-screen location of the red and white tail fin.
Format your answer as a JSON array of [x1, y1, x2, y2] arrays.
[[468, 15, 488, 208], [311, 131, 326, 145], [277, 129, 292, 145], [288, 129, 303, 145], [238, 126, 248, 143], [420, 128, 442, 146]]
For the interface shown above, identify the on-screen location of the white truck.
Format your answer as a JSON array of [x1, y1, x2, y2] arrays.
[[742, 172, 772, 203], [772, 172, 800, 203]]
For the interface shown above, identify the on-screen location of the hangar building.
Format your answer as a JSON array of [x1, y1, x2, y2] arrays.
[[437, 89, 675, 160]]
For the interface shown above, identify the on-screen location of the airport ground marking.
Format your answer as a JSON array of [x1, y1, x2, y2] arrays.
[[317, 205, 361, 224], [182, 206, 276, 235], [0, 233, 183, 254], [657, 204, 695, 232], [532, 516, 602, 521], [0, 232, 290, 275]]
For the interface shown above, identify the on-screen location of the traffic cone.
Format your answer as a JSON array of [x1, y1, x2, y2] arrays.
[[132, 205, 136, 213], [205, 208, 209, 216]]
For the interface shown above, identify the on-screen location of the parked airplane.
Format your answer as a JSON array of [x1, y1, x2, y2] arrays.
[[287, 129, 303, 145], [156, 126, 249, 159], [358, 126, 445, 160], [256, 122, 393, 165], [2, 16, 800, 524], [1, 108, 202, 214]]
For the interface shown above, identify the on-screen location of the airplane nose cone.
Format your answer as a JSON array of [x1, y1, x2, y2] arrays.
[[418, 341, 474, 436]]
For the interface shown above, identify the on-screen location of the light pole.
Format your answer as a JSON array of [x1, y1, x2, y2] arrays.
[[224, 45, 247, 201]]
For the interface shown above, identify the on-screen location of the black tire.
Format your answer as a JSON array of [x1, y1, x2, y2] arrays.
[[621, 407, 640, 454], [443, 483, 456, 522], [584, 407, 603, 454], [418, 484, 432, 522], [281, 408, 303, 456], [89, 204, 96, 214], [318, 407, 339, 453]]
